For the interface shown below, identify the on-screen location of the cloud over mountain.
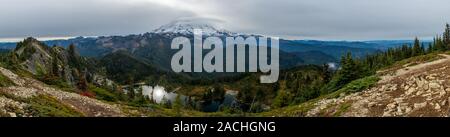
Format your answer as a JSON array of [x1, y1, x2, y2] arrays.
[[1, 0, 450, 40]]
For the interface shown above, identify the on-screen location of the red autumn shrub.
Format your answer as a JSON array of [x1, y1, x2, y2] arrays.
[[80, 91, 96, 98]]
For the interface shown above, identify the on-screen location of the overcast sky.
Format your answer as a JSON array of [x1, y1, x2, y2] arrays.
[[1, 0, 450, 41]]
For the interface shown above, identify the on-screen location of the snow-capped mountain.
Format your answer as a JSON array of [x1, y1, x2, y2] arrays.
[[153, 19, 239, 37]]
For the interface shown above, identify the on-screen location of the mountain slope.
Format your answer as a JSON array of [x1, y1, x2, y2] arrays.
[[292, 51, 337, 65], [8, 38, 112, 89], [0, 67, 123, 117], [280, 40, 381, 59], [99, 51, 162, 84], [263, 53, 450, 117]]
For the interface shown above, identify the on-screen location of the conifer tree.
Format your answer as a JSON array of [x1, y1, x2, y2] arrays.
[[51, 51, 59, 77], [436, 36, 445, 51], [444, 23, 450, 47], [337, 52, 359, 85], [10, 52, 18, 65], [322, 63, 332, 83], [412, 37, 422, 56], [77, 70, 88, 92], [68, 44, 81, 68], [173, 95, 183, 115], [428, 43, 433, 53], [128, 87, 136, 100], [68, 44, 77, 57]]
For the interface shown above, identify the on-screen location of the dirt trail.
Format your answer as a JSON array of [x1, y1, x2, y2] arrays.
[[0, 67, 124, 117], [380, 54, 450, 83], [306, 54, 450, 117]]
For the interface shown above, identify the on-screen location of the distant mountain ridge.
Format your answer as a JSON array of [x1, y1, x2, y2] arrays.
[[0, 21, 396, 79]]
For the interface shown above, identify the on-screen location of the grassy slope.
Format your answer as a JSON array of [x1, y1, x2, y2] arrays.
[[121, 104, 239, 117], [0, 73, 15, 87], [257, 52, 448, 117], [0, 92, 84, 117], [257, 76, 380, 117], [378, 52, 445, 75]]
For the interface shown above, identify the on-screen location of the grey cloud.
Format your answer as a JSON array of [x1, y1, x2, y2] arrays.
[[0, 0, 194, 38], [1, 0, 450, 40], [212, 0, 450, 40]]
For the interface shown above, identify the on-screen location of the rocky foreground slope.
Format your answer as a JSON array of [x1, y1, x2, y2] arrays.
[[0, 65, 230, 117], [305, 54, 450, 117], [0, 67, 123, 117]]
